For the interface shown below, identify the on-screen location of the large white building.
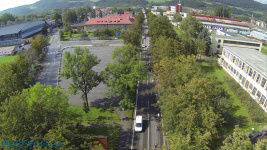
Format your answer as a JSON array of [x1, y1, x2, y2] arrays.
[[219, 46, 267, 112], [210, 34, 262, 55], [250, 31, 267, 41]]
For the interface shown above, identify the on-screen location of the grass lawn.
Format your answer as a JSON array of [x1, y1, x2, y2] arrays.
[[261, 47, 267, 55], [88, 32, 94, 37], [80, 126, 120, 150], [0, 55, 18, 64], [201, 60, 267, 135], [69, 105, 120, 124], [174, 28, 182, 36]]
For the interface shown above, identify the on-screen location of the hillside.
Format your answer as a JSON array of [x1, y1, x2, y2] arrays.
[[0, 0, 266, 18], [0, 0, 97, 15]]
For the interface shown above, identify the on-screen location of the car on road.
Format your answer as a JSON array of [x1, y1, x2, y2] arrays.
[[135, 115, 143, 132], [142, 44, 146, 48]]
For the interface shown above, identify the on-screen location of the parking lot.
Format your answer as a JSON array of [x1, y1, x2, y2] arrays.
[[59, 46, 120, 106]]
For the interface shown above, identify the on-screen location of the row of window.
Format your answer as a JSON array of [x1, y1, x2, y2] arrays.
[[222, 60, 267, 108], [223, 49, 267, 90], [224, 40, 261, 47]]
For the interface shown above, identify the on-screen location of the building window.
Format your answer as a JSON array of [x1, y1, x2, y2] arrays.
[[242, 78, 246, 85], [248, 68, 253, 77], [218, 39, 221, 43], [256, 91, 261, 98], [252, 71, 257, 80], [252, 87, 257, 95], [245, 81, 250, 89], [249, 83, 253, 91], [260, 95, 266, 105], [261, 77, 266, 88], [256, 74, 262, 84]]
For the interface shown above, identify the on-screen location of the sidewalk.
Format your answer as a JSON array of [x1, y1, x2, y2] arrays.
[[116, 107, 132, 150]]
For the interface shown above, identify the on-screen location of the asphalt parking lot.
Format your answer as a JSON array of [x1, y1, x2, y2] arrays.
[[59, 46, 120, 106]]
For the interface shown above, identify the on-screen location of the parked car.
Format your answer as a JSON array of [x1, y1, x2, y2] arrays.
[[142, 44, 146, 48], [135, 115, 143, 132]]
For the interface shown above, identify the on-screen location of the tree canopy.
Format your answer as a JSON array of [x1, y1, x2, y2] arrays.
[[61, 47, 102, 112]]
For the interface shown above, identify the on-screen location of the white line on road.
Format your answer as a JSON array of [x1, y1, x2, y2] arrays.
[[131, 80, 139, 150]]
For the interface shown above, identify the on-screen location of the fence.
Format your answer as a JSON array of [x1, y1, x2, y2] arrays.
[[68, 37, 119, 41]]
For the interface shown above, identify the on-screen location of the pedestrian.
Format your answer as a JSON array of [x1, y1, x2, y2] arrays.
[[158, 113, 160, 118]]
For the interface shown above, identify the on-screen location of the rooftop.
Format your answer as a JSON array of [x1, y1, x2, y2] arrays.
[[0, 20, 45, 36], [224, 46, 267, 78], [212, 34, 261, 43]]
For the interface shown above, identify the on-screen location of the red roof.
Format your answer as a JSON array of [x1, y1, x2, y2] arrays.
[[189, 14, 251, 27], [84, 14, 135, 25]]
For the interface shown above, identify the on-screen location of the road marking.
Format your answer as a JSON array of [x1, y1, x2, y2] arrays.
[[147, 87, 150, 150]]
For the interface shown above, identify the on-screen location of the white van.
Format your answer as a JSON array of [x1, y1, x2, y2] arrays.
[[135, 115, 143, 132]]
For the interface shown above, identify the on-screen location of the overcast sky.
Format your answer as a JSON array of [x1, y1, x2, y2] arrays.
[[0, 0, 40, 12], [254, 0, 267, 4]]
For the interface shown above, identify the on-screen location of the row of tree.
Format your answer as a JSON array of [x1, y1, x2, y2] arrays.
[[145, 9, 267, 149], [102, 10, 147, 109]]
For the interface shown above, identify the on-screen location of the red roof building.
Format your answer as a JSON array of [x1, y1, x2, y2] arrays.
[[84, 14, 135, 31]]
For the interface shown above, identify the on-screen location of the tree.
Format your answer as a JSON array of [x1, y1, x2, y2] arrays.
[[62, 9, 77, 26], [173, 13, 182, 22], [61, 47, 102, 112], [41, 22, 49, 34], [0, 13, 15, 24], [99, 10, 103, 18], [59, 29, 64, 41], [75, 7, 85, 22], [31, 35, 48, 56], [0, 83, 71, 141], [220, 125, 252, 150], [180, 15, 204, 39], [197, 28, 211, 55], [214, 6, 231, 18], [102, 44, 147, 109], [90, 10, 96, 18]]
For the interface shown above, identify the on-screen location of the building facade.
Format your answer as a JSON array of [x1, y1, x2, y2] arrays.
[[0, 20, 45, 47], [84, 14, 134, 31], [211, 34, 262, 55], [219, 46, 267, 112]]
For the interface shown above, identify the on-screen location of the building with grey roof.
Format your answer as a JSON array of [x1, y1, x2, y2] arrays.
[[0, 20, 45, 47], [218, 46, 267, 112], [210, 34, 262, 55]]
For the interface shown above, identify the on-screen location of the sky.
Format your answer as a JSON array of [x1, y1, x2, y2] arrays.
[[254, 0, 267, 4], [0, 0, 40, 12]]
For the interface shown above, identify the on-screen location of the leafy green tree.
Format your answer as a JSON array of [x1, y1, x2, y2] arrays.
[[214, 5, 231, 18], [90, 9, 96, 18], [62, 9, 77, 26], [220, 125, 252, 150], [102, 44, 147, 109], [59, 29, 64, 41], [41, 22, 49, 34], [0, 83, 71, 141], [173, 13, 182, 22], [0, 13, 15, 24], [61, 47, 102, 112], [31, 34, 48, 56], [197, 28, 211, 55], [180, 15, 204, 39], [99, 10, 103, 18], [75, 7, 85, 22], [254, 139, 267, 150]]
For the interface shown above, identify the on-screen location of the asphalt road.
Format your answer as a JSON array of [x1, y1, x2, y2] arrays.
[[131, 12, 165, 150], [34, 31, 61, 88]]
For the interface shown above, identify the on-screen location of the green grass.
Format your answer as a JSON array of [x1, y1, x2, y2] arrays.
[[0, 55, 18, 64], [201, 61, 267, 135], [174, 28, 182, 36], [88, 32, 94, 37], [69, 105, 120, 124], [80, 126, 120, 150], [261, 47, 267, 55]]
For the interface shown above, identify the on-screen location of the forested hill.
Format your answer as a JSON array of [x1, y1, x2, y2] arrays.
[[0, 0, 95, 15]]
